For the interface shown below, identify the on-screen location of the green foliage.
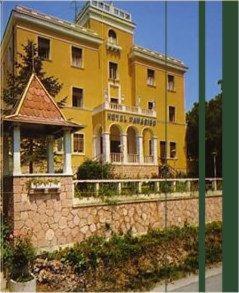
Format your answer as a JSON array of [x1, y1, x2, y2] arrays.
[[43, 221, 222, 291], [186, 93, 222, 177], [1, 224, 36, 282], [1, 221, 13, 271], [3, 40, 62, 109], [77, 159, 113, 180]]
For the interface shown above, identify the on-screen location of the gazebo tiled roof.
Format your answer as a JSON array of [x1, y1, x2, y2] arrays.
[[3, 74, 83, 130]]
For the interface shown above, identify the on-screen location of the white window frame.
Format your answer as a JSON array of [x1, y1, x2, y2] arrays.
[[71, 45, 84, 68], [147, 69, 155, 86], [108, 61, 119, 81], [168, 105, 176, 123], [169, 141, 177, 159], [72, 132, 85, 155], [167, 74, 175, 91], [37, 36, 51, 61], [72, 86, 84, 108]]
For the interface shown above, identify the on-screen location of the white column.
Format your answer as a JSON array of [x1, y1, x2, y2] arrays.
[[63, 129, 72, 174], [47, 135, 54, 173], [137, 135, 143, 164], [13, 125, 21, 175], [102, 132, 110, 163], [152, 137, 158, 165], [3, 135, 10, 175], [121, 133, 127, 164]]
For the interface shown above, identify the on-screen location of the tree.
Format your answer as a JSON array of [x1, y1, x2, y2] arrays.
[[186, 91, 222, 177], [3, 40, 66, 172]]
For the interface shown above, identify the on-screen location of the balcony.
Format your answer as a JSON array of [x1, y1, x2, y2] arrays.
[[106, 39, 122, 52], [93, 102, 156, 117]]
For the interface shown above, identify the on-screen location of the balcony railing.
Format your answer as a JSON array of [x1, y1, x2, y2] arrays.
[[93, 102, 156, 117], [110, 152, 123, 163], [127, 154, 139, 163], [144, 155, 154, 163]]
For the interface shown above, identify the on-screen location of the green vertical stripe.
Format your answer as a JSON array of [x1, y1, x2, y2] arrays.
[[222, 2, 238, 292], [199, 2, 206, 292]]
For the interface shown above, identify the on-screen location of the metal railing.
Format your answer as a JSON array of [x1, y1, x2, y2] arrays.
[[74, 178, 223, 199]]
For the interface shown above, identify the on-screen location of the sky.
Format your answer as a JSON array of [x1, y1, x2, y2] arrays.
[[1, 1, 222, 110]]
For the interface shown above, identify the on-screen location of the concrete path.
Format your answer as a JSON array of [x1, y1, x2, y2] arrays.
[[151, 266, 222, 292]]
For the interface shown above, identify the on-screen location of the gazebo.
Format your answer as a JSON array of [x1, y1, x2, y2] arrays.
[[2, 73, 84, 175]]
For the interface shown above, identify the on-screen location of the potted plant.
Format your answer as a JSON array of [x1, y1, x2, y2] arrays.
[[6, 233, 36, 292]]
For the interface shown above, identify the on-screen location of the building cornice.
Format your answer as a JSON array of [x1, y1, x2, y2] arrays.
[[3, 6, 103, 48], [77, 5, 136, 35], [131, 45, 188, 73]]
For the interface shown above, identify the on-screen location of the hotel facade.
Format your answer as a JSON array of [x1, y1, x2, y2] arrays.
[[2, 1, 188, 177]]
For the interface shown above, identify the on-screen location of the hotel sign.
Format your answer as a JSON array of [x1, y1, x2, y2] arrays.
[[107, 113, 156, 126]]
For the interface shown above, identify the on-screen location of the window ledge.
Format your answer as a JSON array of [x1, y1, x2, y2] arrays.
[[167, 89, 176, 93], [71, 64, 84, 70], [108, 78, 120, 83], [147, 83, 156, 88], [72, 152, 85, 156], [71, 106, 84, 109]]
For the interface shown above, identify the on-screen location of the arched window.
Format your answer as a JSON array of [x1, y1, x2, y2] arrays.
[[108, 29, 117, 44]]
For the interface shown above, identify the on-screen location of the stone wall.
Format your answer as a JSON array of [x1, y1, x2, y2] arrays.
[[112, 165, 159, 178], [5, 175, 222, 250]]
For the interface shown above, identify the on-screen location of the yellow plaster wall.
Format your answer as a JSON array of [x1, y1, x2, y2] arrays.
[[3, 9, 187, 174]]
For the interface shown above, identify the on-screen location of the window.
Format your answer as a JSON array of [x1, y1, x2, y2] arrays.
[[56, 138, 63, 152], [109, 62, 118, 80], [169, 106, 176, 122], [71, 47, 82, 67], [38, 37, 50, 60], [149, 139, 152, 156], [72, 87, 83, 107], [147, 69, 155, 86], [108, 29, 117, 44], [170, 142, 176, 158], [148, 101, 154, 110], [160, 141, 166, 159], [73, 133, 84, 153], [167, 75, 175, 91], [111, 98, 118, 104]]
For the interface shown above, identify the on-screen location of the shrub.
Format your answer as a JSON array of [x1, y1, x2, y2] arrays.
[[76, 159, 113, 180], [2, 229, 36, 282], [42, 221, 222, 291]]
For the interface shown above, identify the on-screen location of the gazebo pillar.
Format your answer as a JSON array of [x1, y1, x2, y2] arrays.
[[47, 135, 54, 173], [13, 124, 21, 175], [63, 129, 72, 174]]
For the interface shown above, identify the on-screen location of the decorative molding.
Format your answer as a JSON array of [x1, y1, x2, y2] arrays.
[[11, 7, 102, 45], [131, 46, 188, 73]]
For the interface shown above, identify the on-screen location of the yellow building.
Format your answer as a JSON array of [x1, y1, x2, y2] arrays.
[[1, 1, 188, 177]]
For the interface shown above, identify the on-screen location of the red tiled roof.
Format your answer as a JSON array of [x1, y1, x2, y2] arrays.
[[4, 74, 82, 129]]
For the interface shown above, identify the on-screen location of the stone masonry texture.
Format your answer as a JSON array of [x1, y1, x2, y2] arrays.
[[6, 175, 222, 250]]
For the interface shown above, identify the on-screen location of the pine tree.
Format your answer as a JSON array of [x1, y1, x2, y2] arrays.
[[3, 40, 67, 173], [3, 40, 64, 109]]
